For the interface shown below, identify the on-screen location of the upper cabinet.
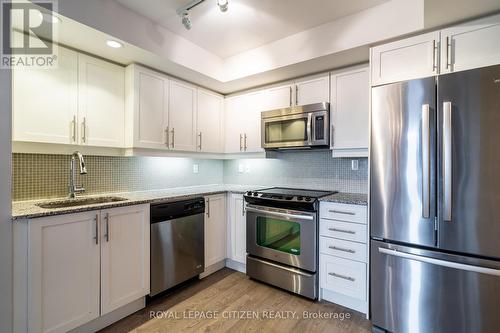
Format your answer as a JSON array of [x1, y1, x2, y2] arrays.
[[371, 31, 439, 86], [197, 89, 224, 153], [440, 14, 500, 74], [262, 73, 330, 111], [13, 41, 126, 148], [78, 54, 125, 148], [330, 66, 369, 157], [13, 42, 78, 145], [168, 80, 197, 151]]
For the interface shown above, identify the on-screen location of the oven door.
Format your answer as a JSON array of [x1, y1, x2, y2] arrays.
[[261, 113, 311, 149], [246, 204, 317, 272]]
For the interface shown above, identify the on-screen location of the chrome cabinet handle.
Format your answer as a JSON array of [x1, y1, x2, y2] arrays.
[[171, 128, 175, 148], [443, 101, 452, 221], [330, 124, 334, 148], [206, 198, 210, 217], [81, 117, 87, 143], [289, 86, 292, 107], [239, 134, 243, 152], [328, 272, 355, 282], [329, 227, 355, 234], [165, 127, 170, 147], [104, 213, 110, 242], [94, 215, 99, 245], [329, 209, 355, 216], [71, 115, 77, 142], [244, 133, 248, 151], [242, 201, 245, 216], [329, 245, 355, 254], [295, 85, 299, 105], [432, 40, 438, 72], [198, 132, 202, 151], [422, 104, 430, 219], [446, 36, 452, 70]]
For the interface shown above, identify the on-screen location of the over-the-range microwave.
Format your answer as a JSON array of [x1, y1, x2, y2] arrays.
[[261, 102, 330, 150]]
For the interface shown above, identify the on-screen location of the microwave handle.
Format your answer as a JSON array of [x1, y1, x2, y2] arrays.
[[307, 113, 312, 145]]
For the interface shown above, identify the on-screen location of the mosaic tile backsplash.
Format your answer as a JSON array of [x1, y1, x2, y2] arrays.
[[223, 151, 368, 194], [13, 151, 368, 201]]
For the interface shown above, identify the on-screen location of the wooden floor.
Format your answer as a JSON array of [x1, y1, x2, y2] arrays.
[[100, 268, 371, 333]]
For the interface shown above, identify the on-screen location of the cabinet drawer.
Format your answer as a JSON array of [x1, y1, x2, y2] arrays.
[[320, 255, 366, 300], [320, 202, 367, 224], [320, 236, 367, 262], [320, 219, 367, 243]]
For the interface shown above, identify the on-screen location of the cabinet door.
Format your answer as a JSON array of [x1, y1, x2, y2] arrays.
[[224, 95, 246, 153], [330, 66, 369, 156], [230, 194, 247, 264], [441, 14, 500, 74], [371, 31, 439, 86], [168, 80, 197, 151], [13, 41, 78, 145], [131, 66, 169, 149], [100, 205, 149, 315], [78, 54, 125, 147], [295, 73, 330, 106], [197, 89, 224, 153], [28, 211, 100, 333], [262, 83, 293, 111], [205, 194, 227, 267], [242, 91, 265, 153]]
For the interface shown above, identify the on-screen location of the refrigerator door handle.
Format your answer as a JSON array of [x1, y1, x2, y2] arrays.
[[378, 247, 500, 277], [421, 104, 430, 219], [443, 101, 452, 221]]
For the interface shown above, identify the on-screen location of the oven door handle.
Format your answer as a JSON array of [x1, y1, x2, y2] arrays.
[[245, 206, 314, 221]]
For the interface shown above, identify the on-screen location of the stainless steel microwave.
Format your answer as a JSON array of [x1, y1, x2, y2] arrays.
[[261, 102, 330, 149]]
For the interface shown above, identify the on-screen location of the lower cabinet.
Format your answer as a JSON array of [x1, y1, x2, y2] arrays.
[[204, 194, 227, 268], [20, 204, 149, 333], [319, 202, 368, 314], [228, 193, 247, 265]]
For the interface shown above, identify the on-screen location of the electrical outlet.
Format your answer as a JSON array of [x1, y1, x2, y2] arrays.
[[238, 164, 244, 173], [245, 165, 251, 173], [193, 164, 199, 174], [351, 160, 359, 171]]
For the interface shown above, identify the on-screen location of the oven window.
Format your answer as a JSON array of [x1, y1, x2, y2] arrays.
[[256, 217, 300, 255], [265, 118, 307, 143]]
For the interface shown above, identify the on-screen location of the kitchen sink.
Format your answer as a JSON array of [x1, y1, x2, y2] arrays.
[[37, 196, 128, 209]]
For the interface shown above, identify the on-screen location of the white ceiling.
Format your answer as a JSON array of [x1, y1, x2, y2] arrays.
[[116, 0, 388, 58]]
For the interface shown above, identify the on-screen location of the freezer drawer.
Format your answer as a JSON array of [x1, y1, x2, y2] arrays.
[[371, 240, 500, 333]]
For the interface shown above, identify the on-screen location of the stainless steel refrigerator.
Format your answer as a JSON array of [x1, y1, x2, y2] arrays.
[[370, 64, 500, 333]]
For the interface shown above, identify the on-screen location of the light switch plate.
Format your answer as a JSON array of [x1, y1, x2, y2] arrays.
[[238, 164, 244, 173], [245, 165, 251, 173], [351, 160, 359, 171], [193, 164, 199, 174]]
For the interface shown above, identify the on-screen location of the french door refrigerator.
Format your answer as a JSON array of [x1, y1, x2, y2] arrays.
[[370, 64, 500, 333]]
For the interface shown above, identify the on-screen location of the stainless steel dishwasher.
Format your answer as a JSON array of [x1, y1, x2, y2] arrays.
[[150, 197, 205, 296]]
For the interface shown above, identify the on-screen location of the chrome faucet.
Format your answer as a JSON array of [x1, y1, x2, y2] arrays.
[[69, 151, 87, 198]]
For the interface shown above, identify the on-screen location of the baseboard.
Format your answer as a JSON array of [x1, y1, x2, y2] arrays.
[[199, 260, 226, 279], [320, 288, 367, 315], [225, 258, 246, 273], [68, 297, 145, 333]]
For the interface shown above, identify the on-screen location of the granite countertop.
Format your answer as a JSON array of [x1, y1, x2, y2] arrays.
[[319, 192, 368, 206], [12, 184, 265, 220]]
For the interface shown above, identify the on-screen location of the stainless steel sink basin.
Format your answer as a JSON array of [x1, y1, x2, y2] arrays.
[[37, 196, 128, 209]]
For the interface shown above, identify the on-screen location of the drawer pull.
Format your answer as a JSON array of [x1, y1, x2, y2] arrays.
[[329, 245, 355, 253], [329, 209, 355, 216], [329, 228, 356, 234], [328, 272, 355, 282]]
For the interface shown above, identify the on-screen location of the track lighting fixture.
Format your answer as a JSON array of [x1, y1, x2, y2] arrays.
[[177, 0, 228, 30]]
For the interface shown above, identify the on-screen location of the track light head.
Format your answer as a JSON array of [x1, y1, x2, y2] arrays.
[[217, 0, 228, 12], [181, 11, 192, 30]]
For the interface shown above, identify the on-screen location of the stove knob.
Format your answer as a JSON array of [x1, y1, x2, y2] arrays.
[[305, 197, 312, 202], [297, 196, 303, 201], [253, 192, 259, 196]]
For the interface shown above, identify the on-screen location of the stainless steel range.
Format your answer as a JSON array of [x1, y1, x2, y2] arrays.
[[244, 187, 336, 299]]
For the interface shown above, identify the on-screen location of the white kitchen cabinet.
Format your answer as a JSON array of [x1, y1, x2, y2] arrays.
[[228, 193, 247, 264], [27, 211, 100, 333], [294, 73, 330, 106], [262, 83, 294, 111], [78, 54, 125, 148], [13, 42, 78, 145], [371, 31, 440, 86], [224, 91, 264, 153], [197, 89, 224, 153], [330, 66, 369, 157], [125, 64, 169, 149], [204, 194, 227, 267], [100, 205, 149, 315], [440, 13, 500, 74], [168, 80, 197, 151]]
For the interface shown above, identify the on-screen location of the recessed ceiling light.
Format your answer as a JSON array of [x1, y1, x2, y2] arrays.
[[106, 40, 123, 49], [217, 0, 228, 12]]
